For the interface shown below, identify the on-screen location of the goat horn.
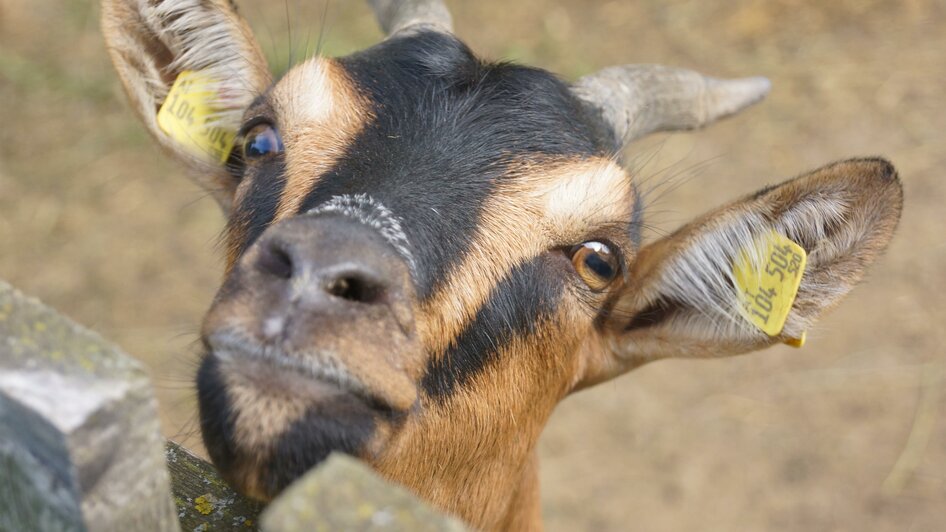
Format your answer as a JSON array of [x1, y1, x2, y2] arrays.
[[368, 0, 453, 36], [571, 65, 771, 150]]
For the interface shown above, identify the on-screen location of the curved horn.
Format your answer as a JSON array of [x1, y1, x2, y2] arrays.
[[572, 65, 771, 150], [368, 0, 453, 36]]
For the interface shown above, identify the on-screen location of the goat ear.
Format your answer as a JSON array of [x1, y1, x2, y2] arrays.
[[101, 0, 272, 208], [592, 158, 902, 379]]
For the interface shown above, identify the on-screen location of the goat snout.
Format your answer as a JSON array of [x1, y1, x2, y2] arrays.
[[197, 214, 425, 499], [205, 214, 421, 407]]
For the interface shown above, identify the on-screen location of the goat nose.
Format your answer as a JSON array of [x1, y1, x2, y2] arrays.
[[255, 238, 388, 304], [249, 215, 406, 310], [255, 238, 294, 280], [322, 268, 386, 304]]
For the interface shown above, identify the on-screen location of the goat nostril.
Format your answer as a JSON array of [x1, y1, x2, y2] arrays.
[[325, 275, 383, 304], [257, 241, 293, 279]]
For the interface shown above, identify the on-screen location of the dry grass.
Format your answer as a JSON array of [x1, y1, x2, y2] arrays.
[[1, 0, 944, 530]]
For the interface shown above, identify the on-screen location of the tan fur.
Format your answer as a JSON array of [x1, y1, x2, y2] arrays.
[[376, 300, 592, 529], [419, 158, 633, 356], [272, 60, 372, 220], [224, 361, 309, 450], [220, 358, 310, 500]]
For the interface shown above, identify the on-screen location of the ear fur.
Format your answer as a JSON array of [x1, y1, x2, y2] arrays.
[[601, 158, 902, 372], [101, 0, 272, 208]]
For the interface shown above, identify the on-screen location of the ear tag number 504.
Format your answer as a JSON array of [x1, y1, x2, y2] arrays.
[[733, 231, 807, 338]]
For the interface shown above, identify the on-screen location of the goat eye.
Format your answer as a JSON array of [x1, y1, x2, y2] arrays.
[[242, 123, 283, 160], [571, 241, 620, 291]]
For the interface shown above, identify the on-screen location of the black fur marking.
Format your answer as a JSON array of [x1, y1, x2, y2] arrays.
[[259, 395, 378, 497], [228, 157, 287, 257], [422, 255, 564, 400], [629, 186, 644, 248], [196, 353, 240, 481], [297, 31, 605, 299]]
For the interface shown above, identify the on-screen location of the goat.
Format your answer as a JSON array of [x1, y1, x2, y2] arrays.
[[101, 1, 903, 529]]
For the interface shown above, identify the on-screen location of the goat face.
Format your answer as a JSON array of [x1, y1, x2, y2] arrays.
[[102, 1, 902, 529], [198, 31, 638, 512]]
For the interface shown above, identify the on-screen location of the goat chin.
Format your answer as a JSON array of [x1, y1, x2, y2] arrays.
[[197, 350, 398, 501]]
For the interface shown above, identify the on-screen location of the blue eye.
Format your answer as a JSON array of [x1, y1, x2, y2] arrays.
[[242, 124, 283, 160], [571, 241, 620, 291]]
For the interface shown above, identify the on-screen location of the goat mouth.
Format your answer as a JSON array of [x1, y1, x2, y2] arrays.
[[204, 332, 395, 414], [196, 344, 391, 500]]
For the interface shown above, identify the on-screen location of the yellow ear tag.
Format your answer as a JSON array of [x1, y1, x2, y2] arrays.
[[157, 71, 236, 164], [733, 230, 807, 338], [783, 331, 806, 348]]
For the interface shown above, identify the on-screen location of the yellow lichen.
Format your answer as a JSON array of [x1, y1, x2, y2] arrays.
[[78, 356, 95, 372], [194, 494, 214, 515], [357, 503, 375, 518]]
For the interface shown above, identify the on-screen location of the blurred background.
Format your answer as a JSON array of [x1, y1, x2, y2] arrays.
[[1, 0, 944, 530]]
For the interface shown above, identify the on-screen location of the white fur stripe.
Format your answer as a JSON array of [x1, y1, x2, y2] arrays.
[[306, 194, 418, 278]]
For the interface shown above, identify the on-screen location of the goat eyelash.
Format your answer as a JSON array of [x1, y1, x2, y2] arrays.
[[236, 115, 276, 138], [224, 149, 246, 180]]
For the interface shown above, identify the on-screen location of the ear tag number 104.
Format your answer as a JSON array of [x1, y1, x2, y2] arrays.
[[157, 71, 236, 164], [733, 231, 807, 344]]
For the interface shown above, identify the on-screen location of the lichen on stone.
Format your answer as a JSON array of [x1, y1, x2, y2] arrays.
[[193, 495, 214, 516]]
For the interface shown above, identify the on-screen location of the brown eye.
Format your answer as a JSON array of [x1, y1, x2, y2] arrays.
[[571, 241, 620, 291], [242, 123, 283, 160]]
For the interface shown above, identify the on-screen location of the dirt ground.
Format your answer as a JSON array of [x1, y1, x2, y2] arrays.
[[1, 0, 944, 530]]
